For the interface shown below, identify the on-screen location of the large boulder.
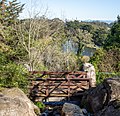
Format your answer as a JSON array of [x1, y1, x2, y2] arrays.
[[81, 83, 107, 113], [96, 100, 120, 116], [0, 88, 40, 116], [81, 77, 120, 115]]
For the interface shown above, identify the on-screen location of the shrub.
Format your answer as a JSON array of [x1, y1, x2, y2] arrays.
[[0, 53, 29, 93], [90, 48, 120, 84]]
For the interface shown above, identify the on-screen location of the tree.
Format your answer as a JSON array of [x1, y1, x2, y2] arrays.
[[79, 24, 93, 33], [90, 47, 120, 83], [0, 0, 25, 62], [92, 28, 108, 46], [0, 0, 24, 26], [65, 20, 94, 57], [105, 16, 120, 48], [15, 16, 67, 71]]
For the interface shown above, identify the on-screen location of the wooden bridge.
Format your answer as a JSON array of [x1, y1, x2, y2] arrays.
[[29, 71, 92, 102]]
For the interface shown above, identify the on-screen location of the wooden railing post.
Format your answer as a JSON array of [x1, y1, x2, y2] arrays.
[[45, 80, 49, 102], [66, 74, 70, 100]]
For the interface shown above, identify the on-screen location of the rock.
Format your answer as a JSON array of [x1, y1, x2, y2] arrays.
[[81, 83, 107, 113], [96, 100, 120, 116], [43, 106, 62, 116], [81, 108, 88, 115], [0, 87, 40, 116], [62, 103, 84, 116], [103, 77, 120, 101], [81, 77, 120, 115], [51, 106, 62, 116]]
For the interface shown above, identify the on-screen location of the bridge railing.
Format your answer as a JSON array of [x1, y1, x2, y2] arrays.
[[29, 71, 92, 102]]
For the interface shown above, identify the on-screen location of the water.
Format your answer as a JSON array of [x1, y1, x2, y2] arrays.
[[63, 39, 96, 57]]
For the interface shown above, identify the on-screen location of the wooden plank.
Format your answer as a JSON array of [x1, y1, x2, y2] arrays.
[[34, 78, 91, 81], [29, 71, 87, 78]]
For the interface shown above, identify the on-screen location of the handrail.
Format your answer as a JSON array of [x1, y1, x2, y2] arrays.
[[29, 71, 87, 75]]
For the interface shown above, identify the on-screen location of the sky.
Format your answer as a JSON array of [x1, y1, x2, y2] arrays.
[[18, 0, 120, 21]]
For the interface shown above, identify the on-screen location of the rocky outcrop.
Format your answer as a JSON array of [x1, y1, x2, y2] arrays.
[[0, 88, 40, 116], [81, 77, 120, 115], [96, 100, 120, 116]]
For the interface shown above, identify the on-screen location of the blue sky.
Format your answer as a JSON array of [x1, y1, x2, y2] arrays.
[[18, 0, 120, 21]]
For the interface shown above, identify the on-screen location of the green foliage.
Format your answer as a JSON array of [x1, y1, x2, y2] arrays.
[[65, 20, 80, 30], [0, 0, 26, 61], [90, 48, 105, 71], [35, 102, 45, 109], [0, 0, 24, 26], [0, 53, 28, 92], [0, 26, 27, 62], [96, 72, 120, 84], [90, 48, 120, 84], [80, 24, 93, 32], [105, 15, 120, 48], [92, 28, 108, 46]]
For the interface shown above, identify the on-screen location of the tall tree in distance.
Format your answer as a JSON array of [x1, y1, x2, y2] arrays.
[[105, 15, 120, 48]]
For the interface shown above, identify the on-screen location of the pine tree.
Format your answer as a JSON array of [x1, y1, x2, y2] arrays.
[[0, 0, 24, 26]]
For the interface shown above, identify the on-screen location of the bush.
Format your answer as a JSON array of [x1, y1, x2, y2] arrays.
[[0, 53, 29, 93], [90, 48, 120, 84], [35, 102, 45, 109], [96, 72, 120, 84]]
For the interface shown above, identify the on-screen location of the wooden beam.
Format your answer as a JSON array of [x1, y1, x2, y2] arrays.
[[29, 71, 87, 75]]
